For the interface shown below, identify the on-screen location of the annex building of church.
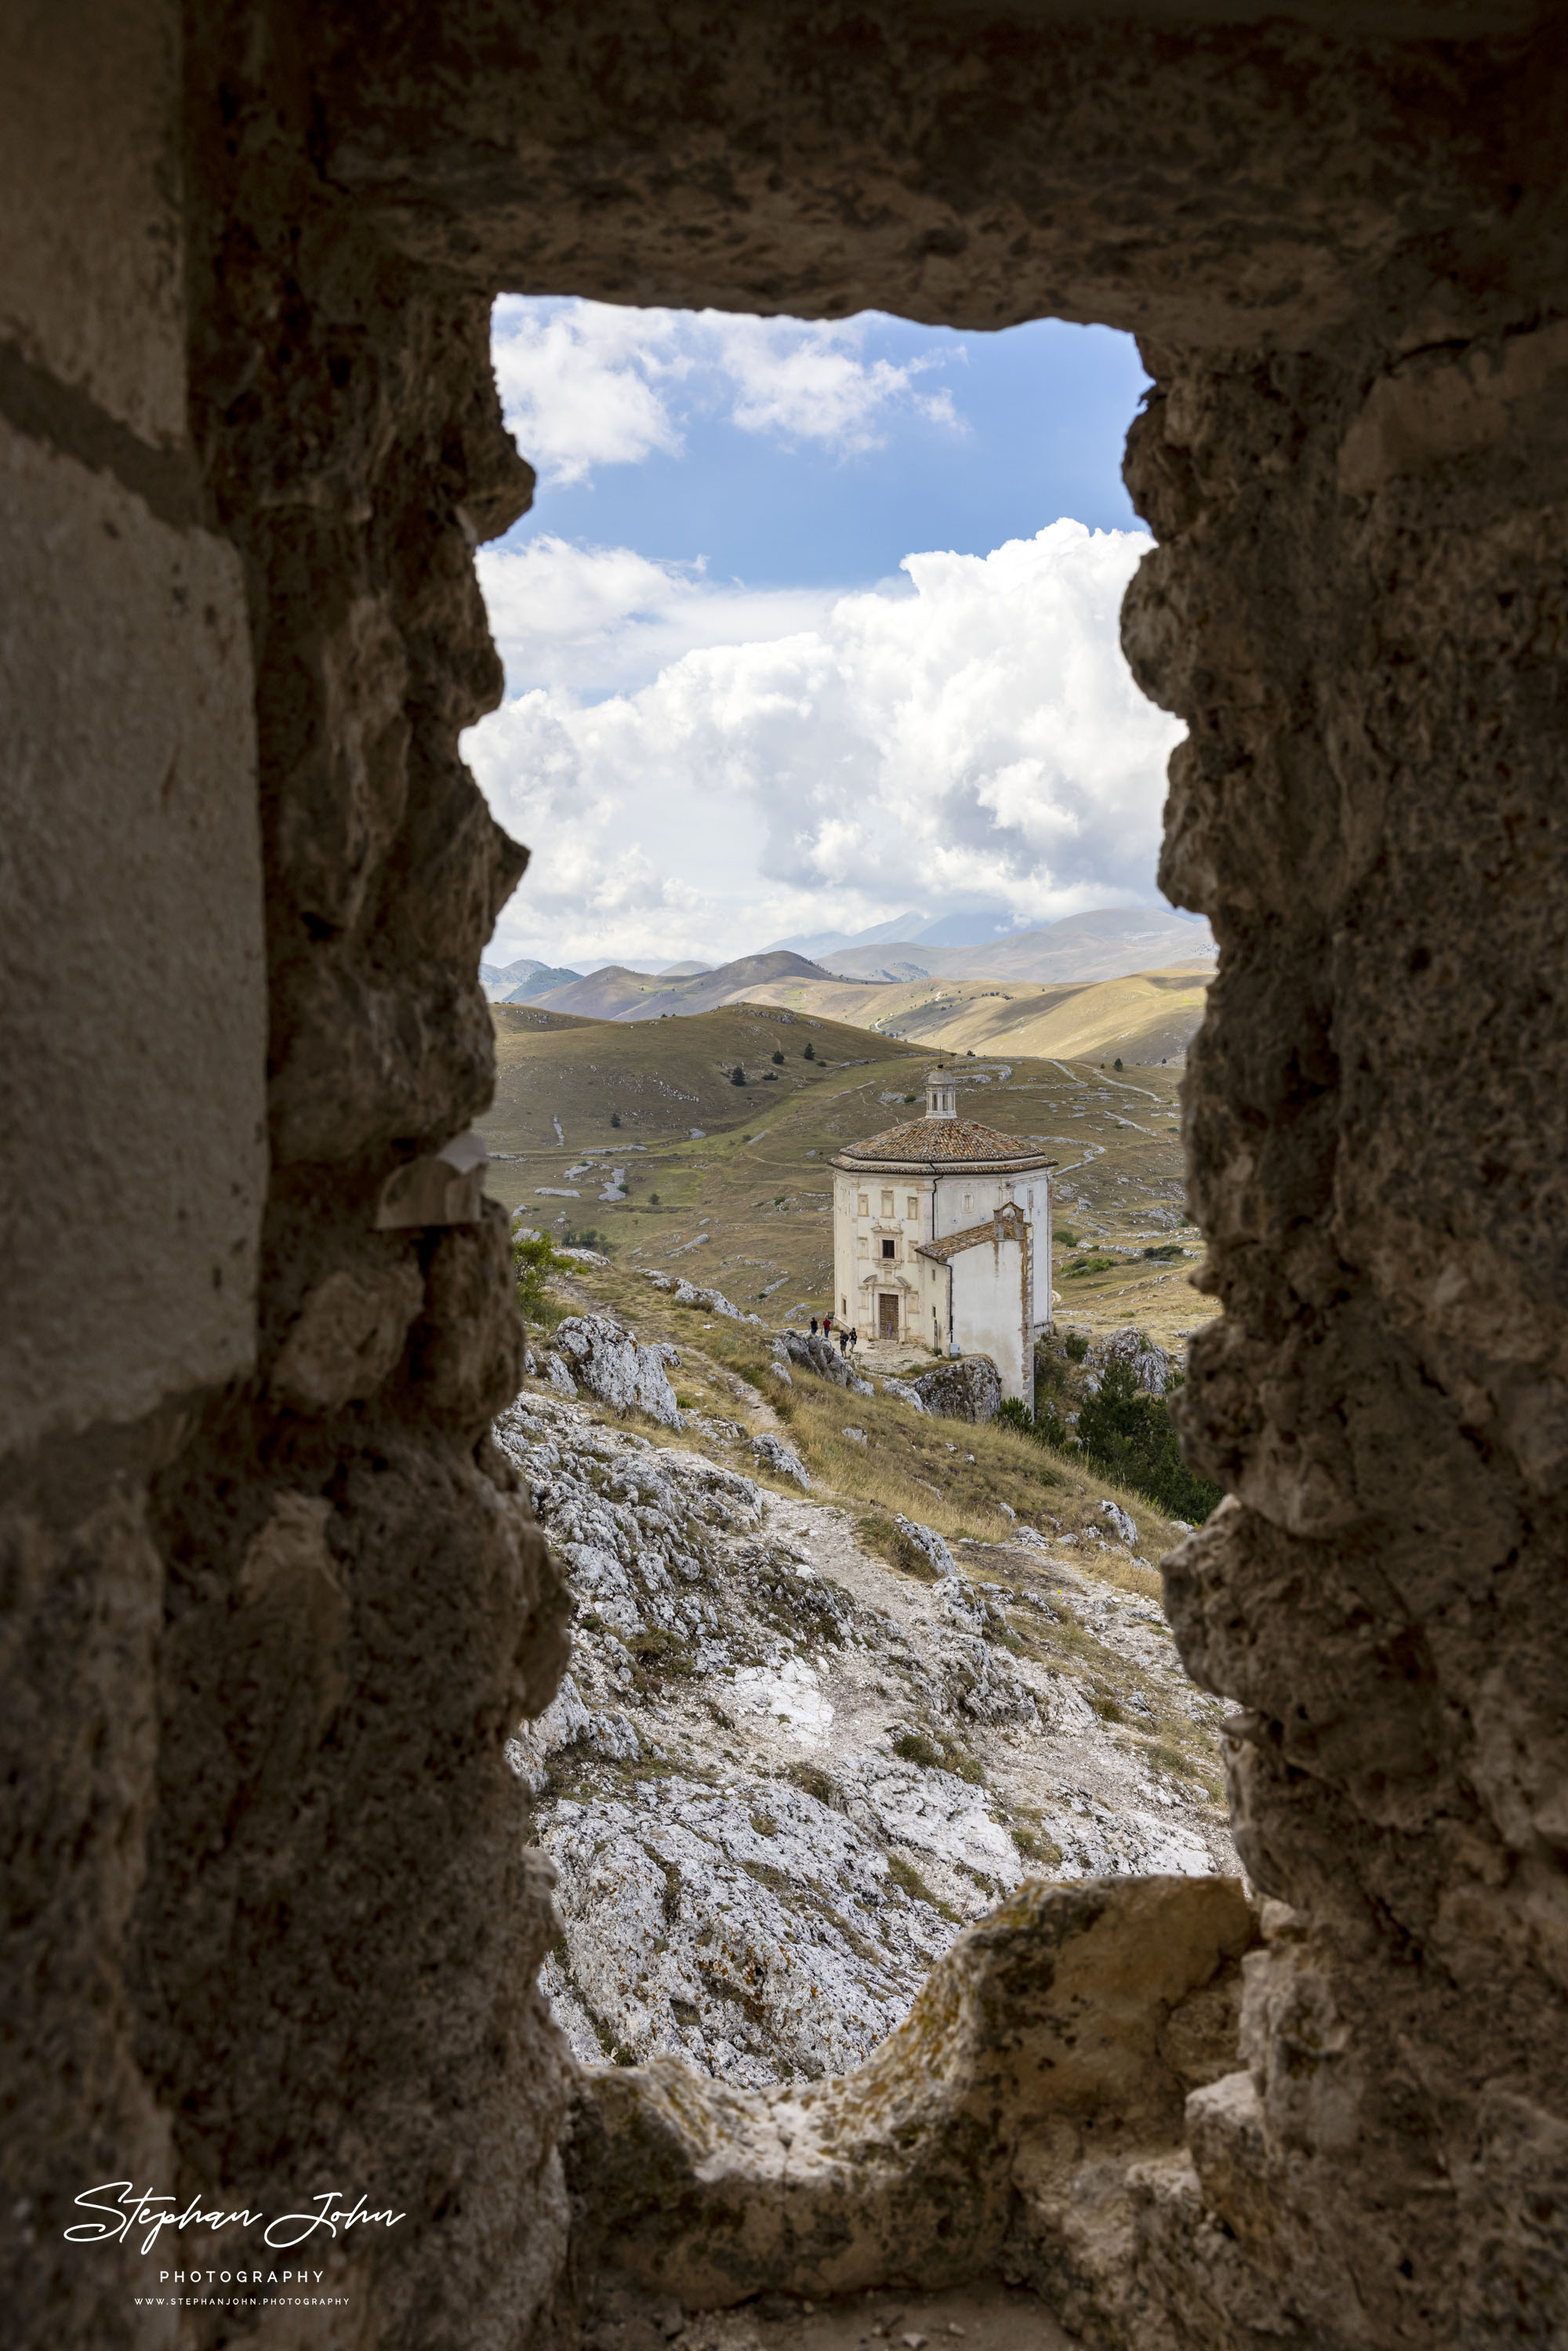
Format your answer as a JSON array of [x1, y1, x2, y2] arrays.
[[830, 1070, 1055, 1400]]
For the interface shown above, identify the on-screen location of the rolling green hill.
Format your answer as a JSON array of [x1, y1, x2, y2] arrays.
[[477, 1010, 1218, 1355]]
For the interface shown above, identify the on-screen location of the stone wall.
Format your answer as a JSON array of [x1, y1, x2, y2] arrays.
[[1130, 316, 1568, 2341], [5, 3, 1567, 2346], [2, 4, 572, 2345]]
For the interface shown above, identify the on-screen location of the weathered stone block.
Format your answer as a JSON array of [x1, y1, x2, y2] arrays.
[[0, 421, 265, 1456], [270, 1260, 425, 1411], [0, 0, 186, 443]]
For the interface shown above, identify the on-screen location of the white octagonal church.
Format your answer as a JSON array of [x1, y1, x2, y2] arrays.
[[831, 1069, 1055, 1400]]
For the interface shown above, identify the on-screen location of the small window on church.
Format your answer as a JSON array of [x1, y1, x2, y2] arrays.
[[858, 1194, 869, 1217], [857, 1234, 868, 1257], [906, 1195, 917, 1217], [881, 1237, 895, 1259], [880, 1190, 894, 1217]]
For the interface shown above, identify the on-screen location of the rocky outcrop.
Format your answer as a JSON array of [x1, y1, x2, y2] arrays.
[[648, 1272, 764, 1325], [565, 1874, 1258, 2313], [893, 1517, 959, 1579], [911, 1358, 1004, 1424], [553, 1315, 684, 1427], [751, 1430, 811, 1488], [778, 1329, 875, 1395], [502, 1389, 1235, 2097], [1091, 1327, 1172, 1397]]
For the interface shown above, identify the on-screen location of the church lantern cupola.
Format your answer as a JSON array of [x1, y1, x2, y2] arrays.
[[925, 1068, 957, 1119]]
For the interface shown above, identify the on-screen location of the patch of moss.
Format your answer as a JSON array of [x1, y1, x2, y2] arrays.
[[1011, 1823, 1064, 1869], [785, 1761, 841, 1809], [886, 1850, 957, 1921], [892, 1727, 987, 1785]]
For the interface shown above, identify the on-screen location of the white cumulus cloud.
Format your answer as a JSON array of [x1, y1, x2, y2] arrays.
[[464, 521, 1182, 971], [491, 299, 966, 487], [477, 534, 848, 698]]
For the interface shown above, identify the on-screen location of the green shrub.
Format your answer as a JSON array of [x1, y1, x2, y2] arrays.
[[730, 1065, 746, 1086], [887, 1852, 945, 1910], [1064, 1332, 1090, 1362], [771, 1048, 785, 1065], [1004, 1388, 1075, 1452], [892, 1728, 985, 1783], [514, 1234, 563, 1327], [1075, 1359, 1224, 1522], [786, 1761, 840, 1808], [1011, 1823, 1063, 1868], [802, 1040, 815, 1061], [1033, 1400, 1073, 1447], [891, 1729, 944, 1769]]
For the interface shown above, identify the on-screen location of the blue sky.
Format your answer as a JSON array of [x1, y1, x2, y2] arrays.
[[463, 301, 1180, 971], [502, 309, 1148, 594]]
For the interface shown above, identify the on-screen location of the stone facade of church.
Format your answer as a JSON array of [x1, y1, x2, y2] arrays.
[[830, 1071, 1054, 1400]]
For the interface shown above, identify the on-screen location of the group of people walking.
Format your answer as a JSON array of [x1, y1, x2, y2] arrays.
[[808, 1312, 858, 1358]]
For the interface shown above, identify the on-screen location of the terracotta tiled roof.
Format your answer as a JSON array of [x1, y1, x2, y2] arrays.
[[833, 1116, 1054, 1170], [917, 1206, 1028, 1261]]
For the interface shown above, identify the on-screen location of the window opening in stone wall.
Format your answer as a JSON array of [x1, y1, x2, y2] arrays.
[[465, 296, 1229, 2093]]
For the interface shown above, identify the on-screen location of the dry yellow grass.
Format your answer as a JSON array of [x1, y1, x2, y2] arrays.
[[549, 1257, 1175, 1603]]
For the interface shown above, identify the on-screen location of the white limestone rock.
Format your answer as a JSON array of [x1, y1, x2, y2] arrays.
[[895, 1516, 958, 1578], [1095, 1326, 1172, 1395], [752, 1431, 811, 1487], [911, 1357, 1004, 1424], [540, 1772, 953, 2086], [779, 1330, 853, 1388], [493, 1391, 1237, 2094], [553, 1314, 683, 1426]]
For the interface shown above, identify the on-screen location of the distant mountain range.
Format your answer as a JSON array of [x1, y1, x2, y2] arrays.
[[763, 902, 1208, 960], [480, 956, 585, 1003], [513, 912, 1213, 1034], [486, 909, 1214, 1018], [818, 908, 1214, 985], [528, 951, 830, 1022]]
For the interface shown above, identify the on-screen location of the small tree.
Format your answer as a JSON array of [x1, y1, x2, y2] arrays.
[[802, 1040, 815, 1061], [1113, 1056, 1124, 1071], [1075, 1359, 1223, 1521], [730, 1065, 746, 1086], [610, 1109, 622, 1127], [771, 1048, 784, 1065], [514, 1234, 560, 1333]]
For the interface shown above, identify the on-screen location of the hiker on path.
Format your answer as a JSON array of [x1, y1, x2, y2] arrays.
[[838, 1329, 848, 1357], [809, 1315, 818, 1336], [849, 1325, 859, 1355]]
